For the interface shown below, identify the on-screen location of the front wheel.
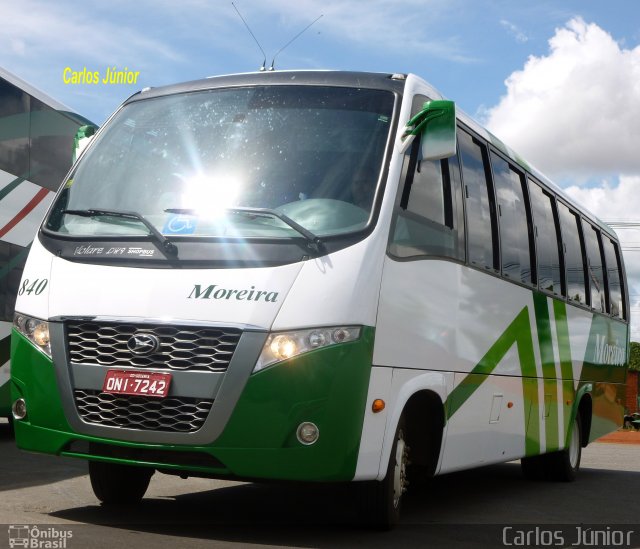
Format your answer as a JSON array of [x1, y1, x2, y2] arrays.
[[358, 416, 409, 529], [89, 460, 153, 504]]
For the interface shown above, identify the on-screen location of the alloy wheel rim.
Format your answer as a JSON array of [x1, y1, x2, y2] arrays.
[[569, 418, 580, 469], [392, 429, 408, 509]]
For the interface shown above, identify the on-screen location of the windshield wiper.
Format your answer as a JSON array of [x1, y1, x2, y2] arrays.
[[62, 209, 178, 258], [166, 207, 326, 254]]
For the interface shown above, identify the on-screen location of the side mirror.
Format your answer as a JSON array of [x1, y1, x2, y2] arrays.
[[403, 100, 456, 160], [73, 124, 98, 162]]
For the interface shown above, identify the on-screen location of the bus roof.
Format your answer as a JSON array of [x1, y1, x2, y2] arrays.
[[0, 65, 92, 126]]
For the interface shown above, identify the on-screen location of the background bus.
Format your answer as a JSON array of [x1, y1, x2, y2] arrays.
[[0, 67, 94, 419]]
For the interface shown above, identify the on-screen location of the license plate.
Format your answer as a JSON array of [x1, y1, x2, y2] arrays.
[[102, 370, 172, 398]]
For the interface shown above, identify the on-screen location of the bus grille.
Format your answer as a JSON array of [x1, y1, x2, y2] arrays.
[[74, 390, 213, 433], [66, 321, 241, 372]]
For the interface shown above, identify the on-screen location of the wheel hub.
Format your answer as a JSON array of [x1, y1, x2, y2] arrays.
[[392, 429, 409, 509]]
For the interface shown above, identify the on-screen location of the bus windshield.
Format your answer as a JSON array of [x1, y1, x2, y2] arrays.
[[45, 85, 395, 240]]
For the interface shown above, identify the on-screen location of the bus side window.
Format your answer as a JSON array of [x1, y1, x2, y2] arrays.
[[529, 181, 563, 296], [0, 78, 29, 178], [557, 202, 588, 305], [458, 130, 498, 272], [583, 223, 606, 313], [491, 152, 535, 286], [602, 236, 626, 319], [390, 95, 465, 261], [390, 139, 464, 261]]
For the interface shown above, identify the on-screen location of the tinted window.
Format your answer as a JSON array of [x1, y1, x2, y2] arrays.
[[391, 138, 465, 260], [0, 78, 30, 177], [491, 153, 533, 285], [529, 181, 563, 295], [459, 131, 496, 270], [29, 98, 81, 190], [0, 240, 29, 321], [558, 203, 587, 304], [602, 236, 625, 319], [47, 86, 394, 240], [583, 223, 606, 312]]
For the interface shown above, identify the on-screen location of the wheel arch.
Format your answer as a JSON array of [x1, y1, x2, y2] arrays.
[[403, 390, 446, 477], [577, 393, 592, 448], [375, 371, 449, 480]]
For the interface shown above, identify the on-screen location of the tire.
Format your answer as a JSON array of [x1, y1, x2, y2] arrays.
[[89, 460, 153, 504], [358, 416, 409, 530], [520, 454, 545, 481], [543, 414, 582, 482]]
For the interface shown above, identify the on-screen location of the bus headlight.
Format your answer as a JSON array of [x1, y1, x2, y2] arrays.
[[14, 313, 51, 357], [254, 326, 361, 373]]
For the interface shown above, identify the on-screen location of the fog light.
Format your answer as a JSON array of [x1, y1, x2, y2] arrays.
[[12, 398, 27, 420], [296, 422, 319, 445]]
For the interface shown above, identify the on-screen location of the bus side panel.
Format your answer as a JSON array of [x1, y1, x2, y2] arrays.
[[375, 259, 540, 471], [375, 257, 627, 474], [569, 306, 628, 442], [0, 320, 11, 416]]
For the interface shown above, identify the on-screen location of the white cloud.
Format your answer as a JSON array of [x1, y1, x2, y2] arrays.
[[485, 18, 640, 340], [485, 17, 640, 180], [0, 0, 182, 67], [564, 177, 640, 339], [500, 19, 528, 43]]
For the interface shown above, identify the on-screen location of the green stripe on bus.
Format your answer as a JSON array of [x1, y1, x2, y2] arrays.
[[543, 380, 559, 452], [445, 306, 541, 455], [533, 293, 555, 377], [0, 174, 28, 202], [533, 294, 559, 452], [553, 299, 574, 441], [445, 307, 529, 418], [553, 300, 573, 379]]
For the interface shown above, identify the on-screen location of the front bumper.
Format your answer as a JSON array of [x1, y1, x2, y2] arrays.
[[11, 325, 374, 482]]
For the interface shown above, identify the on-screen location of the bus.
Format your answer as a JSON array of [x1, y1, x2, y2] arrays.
[[10, 71, 628, 528], [0, 67, 95, 422]]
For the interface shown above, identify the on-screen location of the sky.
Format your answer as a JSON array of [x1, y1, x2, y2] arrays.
[[2, 0, 640, 337]]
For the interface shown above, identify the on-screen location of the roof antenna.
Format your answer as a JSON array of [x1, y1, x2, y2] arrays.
[[269, 14, 323, 71], [232, 2, 267, 71]]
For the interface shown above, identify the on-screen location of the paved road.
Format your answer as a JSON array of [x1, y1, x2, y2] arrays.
[[1, 418, 639, 549]]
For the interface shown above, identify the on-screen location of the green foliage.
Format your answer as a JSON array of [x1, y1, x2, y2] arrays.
[[629, 341, 640, 371]]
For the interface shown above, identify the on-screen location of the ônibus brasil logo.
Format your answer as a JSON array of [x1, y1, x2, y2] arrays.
[[8, 525, 73, 548]]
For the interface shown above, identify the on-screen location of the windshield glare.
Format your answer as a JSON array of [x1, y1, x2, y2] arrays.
[[46, 85, 395, 239]]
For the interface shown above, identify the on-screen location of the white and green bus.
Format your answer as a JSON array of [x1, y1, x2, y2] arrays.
[[11, 71, 628, 528]]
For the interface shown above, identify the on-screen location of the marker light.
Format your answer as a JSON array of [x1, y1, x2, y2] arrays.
[[372, 399, 386, 413], [14, 313, 51, 357], [254, 326, 361, 373]]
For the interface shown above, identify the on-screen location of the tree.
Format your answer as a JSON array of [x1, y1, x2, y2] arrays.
[[629, 342, 640, 371]]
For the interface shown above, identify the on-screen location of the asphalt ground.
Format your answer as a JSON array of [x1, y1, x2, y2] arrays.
[[1, 418, 639, 549]]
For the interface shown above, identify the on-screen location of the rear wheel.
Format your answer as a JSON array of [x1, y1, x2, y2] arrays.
[[520, 414, 582, 482], [358, 416, 409, 529], [89, 460, 153, 504], [520, 454, 545, 480], [544, 414, 582, 482]]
